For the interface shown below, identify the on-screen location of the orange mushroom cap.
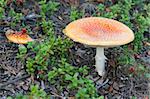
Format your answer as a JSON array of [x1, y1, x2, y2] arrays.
[[5, 29, 34, 44], [63, 17, 134, 47]]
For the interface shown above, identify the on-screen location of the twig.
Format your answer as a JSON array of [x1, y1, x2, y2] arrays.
[[129, 78, 134, 96], [96, 79, 109, 89], [0, 74, 30, 88], [51, 92, 64, 99]]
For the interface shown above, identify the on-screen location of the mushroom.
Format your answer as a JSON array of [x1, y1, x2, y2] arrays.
[[5, 28, 34, 44], [63, 17, 134, 76]]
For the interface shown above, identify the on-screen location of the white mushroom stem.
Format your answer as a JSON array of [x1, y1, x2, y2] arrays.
[[95, 47, 107, 76]]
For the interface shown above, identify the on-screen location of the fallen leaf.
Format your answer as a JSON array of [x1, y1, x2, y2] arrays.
[[144, 42, 150, 46], [68, 97, 75, 99], [22, 8, 29, 15], [22, 84, 29, 90], [105, 8, 111, 12], [134, 54, 141, 59], [58, 16, 63, 20], [108, 86, 113, 92], [16, 0, 24, 5], [6, 0, 13, 5]]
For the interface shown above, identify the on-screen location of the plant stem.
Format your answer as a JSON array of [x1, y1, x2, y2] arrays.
[[95, 47, 107, 76]]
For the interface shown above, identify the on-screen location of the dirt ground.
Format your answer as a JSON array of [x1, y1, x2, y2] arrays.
[[0, 0, 150, 98]]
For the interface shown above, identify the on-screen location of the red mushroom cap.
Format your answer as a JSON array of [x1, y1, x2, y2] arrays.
[[5, 29, 34, 44], [63, 17, 134, 47]]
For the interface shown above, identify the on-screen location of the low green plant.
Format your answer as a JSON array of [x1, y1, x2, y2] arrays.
[[39, 0, 59, 17], [0, 0, 6, 19], [26, 36, 72, 74], [48, 58, 98, 98], [19, 1, 72, 76], [96, 0, 150, 77], [0, 7, 5, 19], [7, 85, 49, 99], [17, 45, 27, 59], [8, 8, 23, 28], [0, 0, 6, 7], [26, 19, 72, 76], [117, 47, 135, 65], [13, 0, 149, 98], [145, 3, 150, 14], [41, 19, 54, 36], [48, 58, 88, 84], [70, 7, 83, 21], [75, 78, 98, 98], [28, 85, 48, 98], [97, 0, 150, 52], [12, 0, 68, 78]]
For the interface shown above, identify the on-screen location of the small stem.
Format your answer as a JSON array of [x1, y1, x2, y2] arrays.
[[95, 47, 107, 76]]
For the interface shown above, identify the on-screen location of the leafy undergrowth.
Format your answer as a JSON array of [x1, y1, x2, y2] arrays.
[[0, 0, 150, 98], [95, 0, 150, 78]]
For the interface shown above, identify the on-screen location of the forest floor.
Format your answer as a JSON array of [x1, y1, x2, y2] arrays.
[[0, 0, 150, 98]]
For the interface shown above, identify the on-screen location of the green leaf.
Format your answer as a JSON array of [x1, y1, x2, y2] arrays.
[[65, 74, 72, 80]]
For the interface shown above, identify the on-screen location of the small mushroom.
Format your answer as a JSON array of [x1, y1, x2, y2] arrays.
[[5, 28, 34, 44], [63, 17, 134, 76]]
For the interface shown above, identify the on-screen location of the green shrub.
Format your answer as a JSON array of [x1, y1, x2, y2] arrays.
[[70, 7, 83, 21], [0, 0, 6, 19], [26, 36, 72, 75], [13, 0, 149, 98], [48, 58, 98, 98], [97, 0, 150, 76], [7, 85, 49, 99], [39, 0, 59, 17]]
